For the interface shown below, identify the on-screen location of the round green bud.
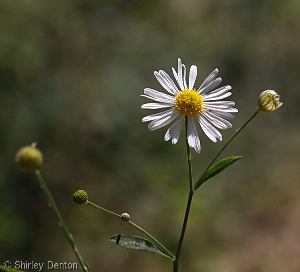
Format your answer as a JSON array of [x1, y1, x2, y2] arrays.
[[15, 145, 43, 172], [73, 190, 88, 204]]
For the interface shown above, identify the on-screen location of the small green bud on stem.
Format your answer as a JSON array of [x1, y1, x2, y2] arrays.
[[16, 144, 43, 172], [73, 190, 88, 204]]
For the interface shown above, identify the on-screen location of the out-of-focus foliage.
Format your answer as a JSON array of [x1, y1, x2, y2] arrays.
[[0, 0, 299, 271]]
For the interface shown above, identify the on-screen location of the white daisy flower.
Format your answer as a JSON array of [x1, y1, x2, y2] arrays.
[[141, 58, 238, 153]]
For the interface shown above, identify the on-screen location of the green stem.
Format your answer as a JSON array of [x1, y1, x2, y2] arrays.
[[87, 200, 119, 217], [34, 170, 90, 272], [173, 117, 195, 272], [87, 200, 174, 259], [128, 221, 174, 259], [194, 107, 260, 190]]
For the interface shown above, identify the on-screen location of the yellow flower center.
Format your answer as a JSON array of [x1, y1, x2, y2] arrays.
[[174, 88, 203, 116]]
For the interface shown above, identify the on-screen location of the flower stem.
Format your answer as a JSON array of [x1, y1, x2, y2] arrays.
[[194, 107, 260, 190], [34, 170, 90, 272], [87, 200, 120, 217], [173, 117, 195, 272], [86, 200, 174, 259], [128, 220, 174, 259]]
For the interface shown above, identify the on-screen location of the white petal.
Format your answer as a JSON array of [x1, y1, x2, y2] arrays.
[[148, 110, 179, 131], [159, 70, 180, 94], [203, 91, 232, 101], [142, 108, 175, 122], [204, 101, 236, 106], [154, 71, 179, 95], [164, 116, 184, 144], [210, 110, 235, 120], [203, 86, 232, 100], [141, 103, 172, 109], [177, 58, 184, 90], [198, 115, 222, 142], [203, 106, 236, 113], [187, 118, 201, 153], [142, 88, 175, 103], [182, 64, 187, 89], [189, 65, 197, 90], [207, 85, 232, 96], [172, 67, 178, 82], [198, 68, 219, 90], [202, 111, 232, 129], [206, 107, 238, 113], [203, 101, 238, 112], [141, 94, 174, 104], [198, 77, 222, 94]]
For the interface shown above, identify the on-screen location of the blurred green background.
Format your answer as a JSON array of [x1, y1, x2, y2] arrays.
[[1, 0, 299, 271]]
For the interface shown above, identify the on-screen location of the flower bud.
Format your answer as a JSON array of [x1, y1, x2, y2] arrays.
[[258, 90, 283, 111], [120, 212, 130, 222], [73, 190, 88, 204], [15, 145, 43, 172]]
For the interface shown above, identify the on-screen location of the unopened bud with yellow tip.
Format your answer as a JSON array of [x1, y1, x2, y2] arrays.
[[258, 90, 283, 112], [73, 190, 88, 204], [16, 144, 43, 172]]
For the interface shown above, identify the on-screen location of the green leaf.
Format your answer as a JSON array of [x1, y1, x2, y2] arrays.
[[108, 234, 171, 259], [194, 156, 242, 190], [0, 266, 24, 272]]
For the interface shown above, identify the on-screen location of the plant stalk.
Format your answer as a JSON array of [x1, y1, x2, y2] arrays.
[[194, 107, 260, 190], [87, 200, 174, 259], [34, 170, 90, 272], [173, 116, 195, 272]]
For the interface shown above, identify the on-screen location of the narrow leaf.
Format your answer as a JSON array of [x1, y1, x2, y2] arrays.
[[194, 156, 242, 190], [108, 234, 171, 259]]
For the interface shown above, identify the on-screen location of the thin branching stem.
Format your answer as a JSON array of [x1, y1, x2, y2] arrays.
[[87, 200, 174, 259], [194, 107, 260, 190], [34, 170, 90, 272]]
